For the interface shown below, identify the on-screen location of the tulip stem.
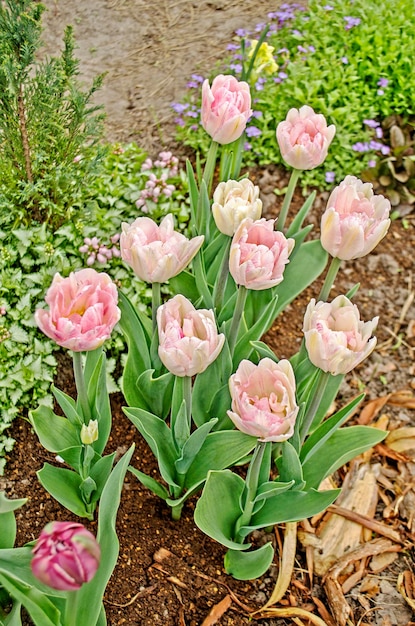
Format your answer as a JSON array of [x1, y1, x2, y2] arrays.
[[276, 168, 301, 232], [152, 282, 161, 333], [72, 351, 91, 423], [202, 140, 219, 196], [227, 285, 248, 356], [64, 590, 80, 626], [318, 256, 342, 302], [235, 440, 268, 541], [184, 374, 192, 427], [213, 237, 231, 312], [299, 369, 331, 445]]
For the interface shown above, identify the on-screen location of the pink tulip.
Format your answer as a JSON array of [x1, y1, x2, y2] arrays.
[[276, 105, 336, 170], [228, 358, 298, 442], [201, 74, 252, 144], [320, 175, 391, 260], [157, 294, 225, 377], [35, 269, 120, 352], [31, 522, 100, 591], [120, 214, 204, 283], [229, 218, 295, 290], [303, 295, 378, 375]]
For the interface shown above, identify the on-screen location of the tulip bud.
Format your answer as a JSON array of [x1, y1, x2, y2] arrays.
[[31, 521, 100, 591], [228, 358, 298, 442], [229, 218, 295, 290], [157, 294, 225, 377], [120, 214, 204, 283], [80, 419, 99, 444], [320, 175, 391, 260], [276, 105, 336, 170], [302, 295, 378, 375], [212, 178, 262, 236], [201, 74, 252, 145], [35, 269, 120, 352]]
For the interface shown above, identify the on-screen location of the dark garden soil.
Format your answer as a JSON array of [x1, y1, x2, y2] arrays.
[[1, 1, 415, 625]]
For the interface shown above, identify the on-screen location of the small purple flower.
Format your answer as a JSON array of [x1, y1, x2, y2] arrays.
[[185, 110, 199, 118], [308, 45, 316, 53], [191, 74, 204, 84], [235, 28, 248, 37], [230, 63, 243, 74], [380, 145, 391, 155], [363, 119, 380, 128], [324, 4, 334, 9], [352, 141, 370, 152], [245, 126, 262, 138], [244, 141, 252, 151], [174, 117, 185, 127], [377, 78, 389, 88], [341, 56, 349, 64], [187, 80, 200, 88], [377, 89, 384, 96], [250, 110, 263, 119], [227, 43, 240, 51], [171, 102, 188, 114], [292, 29, 303, 37], [297, 45, 308, 53], [325, 171, 336, 183], [344, 16, 361, 30], [375, 127, 383, 139], [368, 159, 377, 168]]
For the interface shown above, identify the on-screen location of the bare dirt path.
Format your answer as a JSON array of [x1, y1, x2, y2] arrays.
[[41, 0, 278, 152]]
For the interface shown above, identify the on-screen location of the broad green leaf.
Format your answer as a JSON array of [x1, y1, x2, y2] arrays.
[[300, 394, 365, 464], [36, 464, 88, 518], [85, 352, 111, 455], [0, 572, 61, 626], [232, 296, 280, 366], [192, 340, 233, 428], [242, 488, 340, 534], [51, 386, 82, 427], [54, 446, 83, 472], [250, 340, 279, 363], [74, 445, 135, 626], [275, 441, 304, 490], [128, 467, 170, 500], [89, 453, 116, 504], [123, 407, 179, 489], [194, 470, 247, 550], [302, 426, 387, 489], [253, 480, 294, 505], [29, 406, 80, 453], [286, 191, 316, 237], [184, 430, 256, 488], [2, 599, 22, 625], [224, 543, 275, 580], [0, 493, 27, 550], [175, 419, 217, 476], [134, 369, 174, 419], [168, 270, 199, 302]]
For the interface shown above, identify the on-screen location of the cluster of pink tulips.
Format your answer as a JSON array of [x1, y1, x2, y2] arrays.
[[28, 69, 391, 597]]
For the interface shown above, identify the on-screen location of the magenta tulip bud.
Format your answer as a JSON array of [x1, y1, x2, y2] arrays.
[[201, 74, 252, 145], [276, 105, 336, 170], [212, 178, 262, 236], [303, 295, 378, 375], [157, 294, 225, 377], [228, 358, 299, 442], [320, 175, 391, 260], [229, 218, 295, 290], [31, 522, 100, 591], [120, 214, 204, 283], [35, 269, 120, 352]]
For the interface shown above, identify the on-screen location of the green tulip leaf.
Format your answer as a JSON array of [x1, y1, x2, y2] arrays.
[[253, 480, 295, 505], [242, 488, 341, 535], [175, 419, 217, 476], [51, 386, 82, 427], [302, 426, 387, 489], [224, 542, 275, 580], [0, 572, 61, 626], [36, 464, 89, 519], [286, 191, 316, 237], [85, 350, 112, 455], [0, 493, 27, 550], [194, 470, 248, 550], [88, 453, 116, 504], [275, 441, 304, 489], [232, 296, 280, 366], [28, 406, 80, 453], [137, 369, 174, 419], [184, 430, 257, 489], [300, 393, 365, 464], [123, 407, 180, 489], [74, 445, 135, 626], [128, 467, 170, 500]]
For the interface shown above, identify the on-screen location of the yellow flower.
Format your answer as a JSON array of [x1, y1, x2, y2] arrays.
[[248, 40, 279, 79]]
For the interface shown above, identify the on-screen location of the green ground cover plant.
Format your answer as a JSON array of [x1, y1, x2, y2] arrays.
[[174, 0, 415, 195]]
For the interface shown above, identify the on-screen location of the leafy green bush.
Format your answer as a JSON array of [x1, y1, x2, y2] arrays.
[[175, 0, 415, 190]]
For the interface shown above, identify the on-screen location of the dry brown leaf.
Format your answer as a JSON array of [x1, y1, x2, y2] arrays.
[[397, 570, 415, 611], [358, 395, 391, 425], [311, 463, 378, 576], [252, 606, 330, 625], [369, 551, 399, 573], [386, 426, 415, 454], [201, 594, 232, 626]]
